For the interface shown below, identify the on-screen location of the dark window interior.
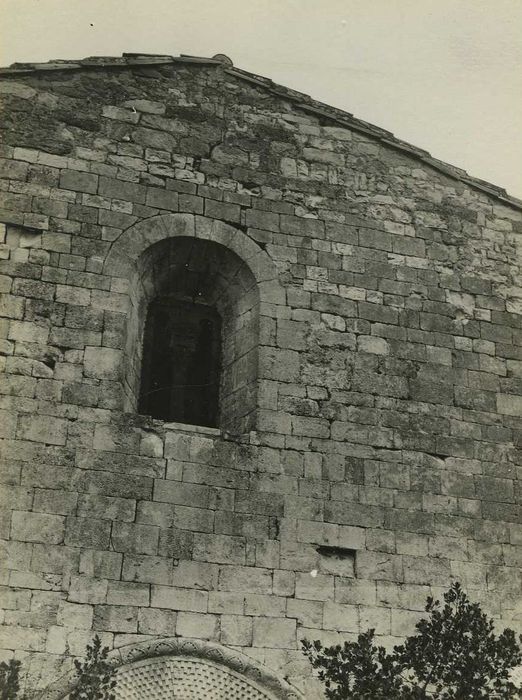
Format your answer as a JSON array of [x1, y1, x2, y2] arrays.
[[139, 298, 221, 427]]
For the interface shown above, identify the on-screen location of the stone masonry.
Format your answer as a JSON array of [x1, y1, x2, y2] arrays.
[[0, 54, 521, 697]]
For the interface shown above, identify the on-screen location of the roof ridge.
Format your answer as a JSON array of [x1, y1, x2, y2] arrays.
[[0, 52, 520, 210]]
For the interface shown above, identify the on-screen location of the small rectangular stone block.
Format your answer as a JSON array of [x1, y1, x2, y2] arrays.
[[171, 561, 218, 591], [0, 586, 32, 611], [220, 614, 252, 645], [56, 601, 93, 629], [33, 489, 78, 515], [123, 99, 166, 114], [218, 566, 272, 594], [323, 601, 359, 632], [153, 480, 209, 508], [252, 617, 297, 648], [151, 586, 208, 612], [98, 176, 146, 203], [106, 580, 150, 607], [102, 106, 140, 123], [204, 199, 240, 223], [93, 605, 138, 633], [303, 147, 344, 166], [65, 516, 111, 549], [79, 550, 123, 579], [111, 522, 159, 555], [138, 607, 177, 635], [146, 187, 179, 211], [286, 599, 324, 627], [77, 494, 136, 522], [245, 593, 286, 617], [497, 394, 522, 416], [59, 170, 98, 194], [11, 511, 65, 545], [176, 611, 218, 640], [193, 534, 246, 565], [122, 554, 174, 585], [30, 543, 79, 574], [84, 346, 123, 380], [356, 551, 403, 582], [245, 209, 279, 232], [295, 573, 334, 601], [0, 625, 46, 652]]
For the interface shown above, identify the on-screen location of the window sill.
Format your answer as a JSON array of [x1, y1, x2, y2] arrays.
[[162, 420, 221, 437]]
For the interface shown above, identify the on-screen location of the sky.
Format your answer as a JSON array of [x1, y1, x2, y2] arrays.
[[1, 0, 521, 198]]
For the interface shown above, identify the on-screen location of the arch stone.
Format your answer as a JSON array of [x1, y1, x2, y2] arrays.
[[44, 638, 304, 700], [103, 213, 283, 303]]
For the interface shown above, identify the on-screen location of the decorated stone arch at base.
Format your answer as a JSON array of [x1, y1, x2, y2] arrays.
[[45, 638, 304, 700]]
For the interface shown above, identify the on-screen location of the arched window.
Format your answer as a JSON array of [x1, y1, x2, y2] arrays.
[[123, 235, 260, 434]]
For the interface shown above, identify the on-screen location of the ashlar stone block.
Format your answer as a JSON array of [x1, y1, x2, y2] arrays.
[[252, 617, 297, 648], [84, 346, 122, 380], [176, 611, 218, 640], [11, 511, 65, 545], [220, 614, 252, 645]]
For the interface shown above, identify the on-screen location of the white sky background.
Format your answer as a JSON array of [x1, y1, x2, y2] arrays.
[[2, 0, 521, 198]]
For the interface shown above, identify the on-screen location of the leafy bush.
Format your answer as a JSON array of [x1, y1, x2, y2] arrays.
[[0, 660, 21, 700], [303, 583, 522, 699], [0, 636, 116, 700]]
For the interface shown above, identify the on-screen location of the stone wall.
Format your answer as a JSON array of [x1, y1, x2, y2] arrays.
[[0, 60, 521, 697]]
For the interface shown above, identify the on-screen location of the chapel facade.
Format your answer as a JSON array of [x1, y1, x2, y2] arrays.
[[0, 53, 521, 698]]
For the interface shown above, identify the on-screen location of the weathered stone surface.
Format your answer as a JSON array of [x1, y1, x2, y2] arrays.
[[252, 617, 297, 648], [0, 57, 520, 697], [11, 512, 65, 544]]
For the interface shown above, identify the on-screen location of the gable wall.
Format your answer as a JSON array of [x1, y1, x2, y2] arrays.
[[0, 63, 521, 697]]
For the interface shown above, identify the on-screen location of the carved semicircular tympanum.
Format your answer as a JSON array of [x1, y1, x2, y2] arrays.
[[115, 655, 280, 700], [62, 638, 304, 700]]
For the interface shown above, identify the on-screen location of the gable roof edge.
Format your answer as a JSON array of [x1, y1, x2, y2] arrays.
[[0, 53, 520, 211]]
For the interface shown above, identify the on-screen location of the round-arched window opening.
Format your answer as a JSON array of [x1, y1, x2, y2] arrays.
[[124, 236, 260, 435]]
